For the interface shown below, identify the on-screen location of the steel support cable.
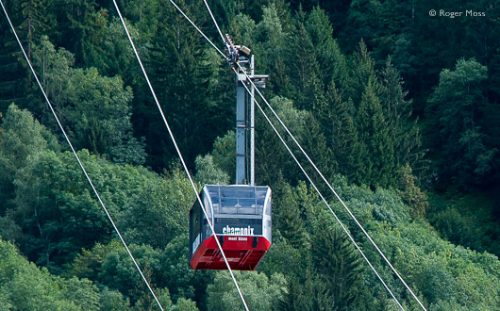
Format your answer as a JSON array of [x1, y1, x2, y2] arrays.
[[236, 73, 405, 311], [168, 0, 226, 58], [202, 0, 226, 47], [166, 0, 229, 62], [0, 2, 165, 310], [238, 64, 427, 311], [111, 1, 250, 310]]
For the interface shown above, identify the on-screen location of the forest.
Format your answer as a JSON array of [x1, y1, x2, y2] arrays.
[[0, 0, 499, 310]]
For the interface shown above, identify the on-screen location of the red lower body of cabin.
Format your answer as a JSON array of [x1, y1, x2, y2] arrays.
[[190, 235, 271, 270]]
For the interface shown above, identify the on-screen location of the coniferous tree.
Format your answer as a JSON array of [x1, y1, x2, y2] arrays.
[[229, 12, 256, 48], [305, 7, 348, 88], [253, 3, 292, 97], [346, 40, 377, 104], [255, 96, 307, 184], [274, 180, 310, 250], [0, 0, 54, 112], [77, 18, 136, 80], [357, 78, 395, 187], [311, 217, 366, 311], [285, 11, 322, 109], [380, 58, 422, 170], [326, 84, 364, 184], [284, 269, 334, 311], [134, 2, 231, 170], [117, 0, 161, 40], [9, 0, 56, 57], [301, 113, 336, 183], [51, 0, 102, 66]]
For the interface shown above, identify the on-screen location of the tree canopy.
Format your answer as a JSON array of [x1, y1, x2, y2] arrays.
[[0, 1, 498, 310]]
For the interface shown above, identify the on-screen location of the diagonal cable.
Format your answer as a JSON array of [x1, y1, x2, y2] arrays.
[[0, 1, 165, 310], [202, 0, 226, 46], [110, 1, 249, 310], [236, 71, 405, 310], [239, 63, 426, 311], [168, 0, 226, 58]]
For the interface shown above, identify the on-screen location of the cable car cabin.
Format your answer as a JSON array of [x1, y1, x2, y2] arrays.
[[189, 185, 272, 270]]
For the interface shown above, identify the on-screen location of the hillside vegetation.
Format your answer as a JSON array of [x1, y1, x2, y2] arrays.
[[0, 0, 498, 310]]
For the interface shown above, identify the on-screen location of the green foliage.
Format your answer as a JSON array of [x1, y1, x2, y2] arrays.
[[428, 192, 500, 256], [77, 16, 136, 79], [211, 130, 236, 181], [0, 104, 59, 207], [65, 67, 145, 164], [346, 40, 377, 103], [7, 0, 56, 56], [29, 34, 75, 115], [206, 271, 287, 311], [99, 288, 133, 311], [257, 232, 307, 280], [0, 103, 55, 154], [0, 213, 21, 243], [305, 7, 347, 87], [1, 1, 500, 310], [357, 78, 395, 187], [32, 37, 146, 165], [159, 234, 208, 301], [327, 89, 365, 183], [229, 13, 256, 48], [253, 4, 292, 95], [285, 12, 322, 109], [371, 222, 500, 310], [380, 59, 423, 170], [172, 298, 199, 311], [129, 1, 232, 170], [118, 167, 194, 248], [134, 287, 172, 311], [397, 164, 428, 218], [50, 0, 104, 66], [97, 242, 161, 300], [274, 181, 310, 249], [194, 154, 229, 184], [0, 239, 101, 311], [311, 218, 365, 310], [71, 236, 207, 309], [427, 58, 496, 188], [13, 149, 192, 267], [255, 96, 333, 185], [71, 240, 163, 304], [13, 150, 111, 268]]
